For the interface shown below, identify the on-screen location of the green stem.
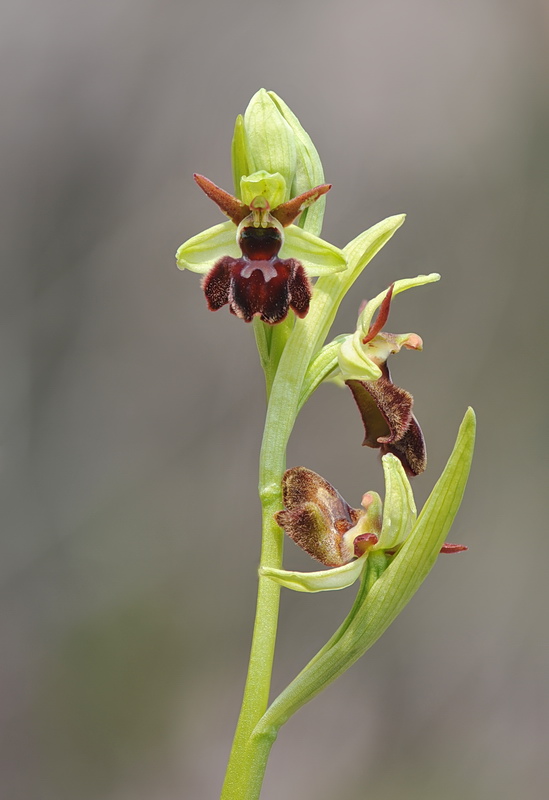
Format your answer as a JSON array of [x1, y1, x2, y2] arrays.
[[220, 320, 314, 800]]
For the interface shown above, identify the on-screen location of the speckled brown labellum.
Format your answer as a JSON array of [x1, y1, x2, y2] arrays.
[[346, 366, 427, 476], [275, 467, 364, 567]]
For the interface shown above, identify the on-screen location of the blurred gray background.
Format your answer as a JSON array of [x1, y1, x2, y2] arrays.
[[2, 1, 548, 798]]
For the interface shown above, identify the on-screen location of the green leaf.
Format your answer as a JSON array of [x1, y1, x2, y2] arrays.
[[301, 215, 407, 358]]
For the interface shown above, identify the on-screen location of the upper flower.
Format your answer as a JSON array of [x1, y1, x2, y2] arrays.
[[176, 172, 345, 324], [176, 89, 346, 324], [334, 274, 440, 476]]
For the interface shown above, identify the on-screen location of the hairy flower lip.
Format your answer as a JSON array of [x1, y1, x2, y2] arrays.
[[177, 172, 345, 324], [202, 254, 311, 324], [346, 369, 426, 477]]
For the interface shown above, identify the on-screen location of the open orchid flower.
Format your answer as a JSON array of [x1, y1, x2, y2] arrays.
[[176, 171, 346, 324], [263, 451, 467, 594], [335, 273, 440, 476]]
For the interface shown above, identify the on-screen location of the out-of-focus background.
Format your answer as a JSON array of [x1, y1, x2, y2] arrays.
[[2, 1, 548, 798]]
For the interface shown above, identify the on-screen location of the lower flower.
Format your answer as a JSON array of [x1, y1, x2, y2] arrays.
[[264, 452, 467, 593]]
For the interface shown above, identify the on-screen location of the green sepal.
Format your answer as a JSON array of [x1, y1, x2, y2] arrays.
[[375, 454, 417, 550], [176, 221, 238, 273], [260, 555, 367, 593], [282, 226, 346, 275]]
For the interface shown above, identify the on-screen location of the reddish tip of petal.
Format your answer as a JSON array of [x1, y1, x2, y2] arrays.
[[193, 173, 249, 225], [362, 284, 394, 344], [440, 542, 468, 554], [272, 184, 332, 227]]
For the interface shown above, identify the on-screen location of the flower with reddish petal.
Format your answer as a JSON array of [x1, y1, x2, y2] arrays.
[[274, 466, 382, 568], [263, 452, 467, 593], [335, 274, 440, 476], [176, 171, 346, 324]]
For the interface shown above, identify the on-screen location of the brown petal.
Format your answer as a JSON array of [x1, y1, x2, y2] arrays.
[[362, 284, 394, 344], [271, 184, 332, 227], [275, 504, 350, 567], [193, 174, 250, 225]]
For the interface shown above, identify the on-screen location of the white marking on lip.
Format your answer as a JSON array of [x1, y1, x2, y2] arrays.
[[240, 261, 278, 282]]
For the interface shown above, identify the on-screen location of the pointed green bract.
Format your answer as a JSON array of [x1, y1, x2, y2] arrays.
[[290, 215, 406, 369], [244, 90, 297, 200], [231, 114, 249, 199], [298, 337, 343, 411]]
